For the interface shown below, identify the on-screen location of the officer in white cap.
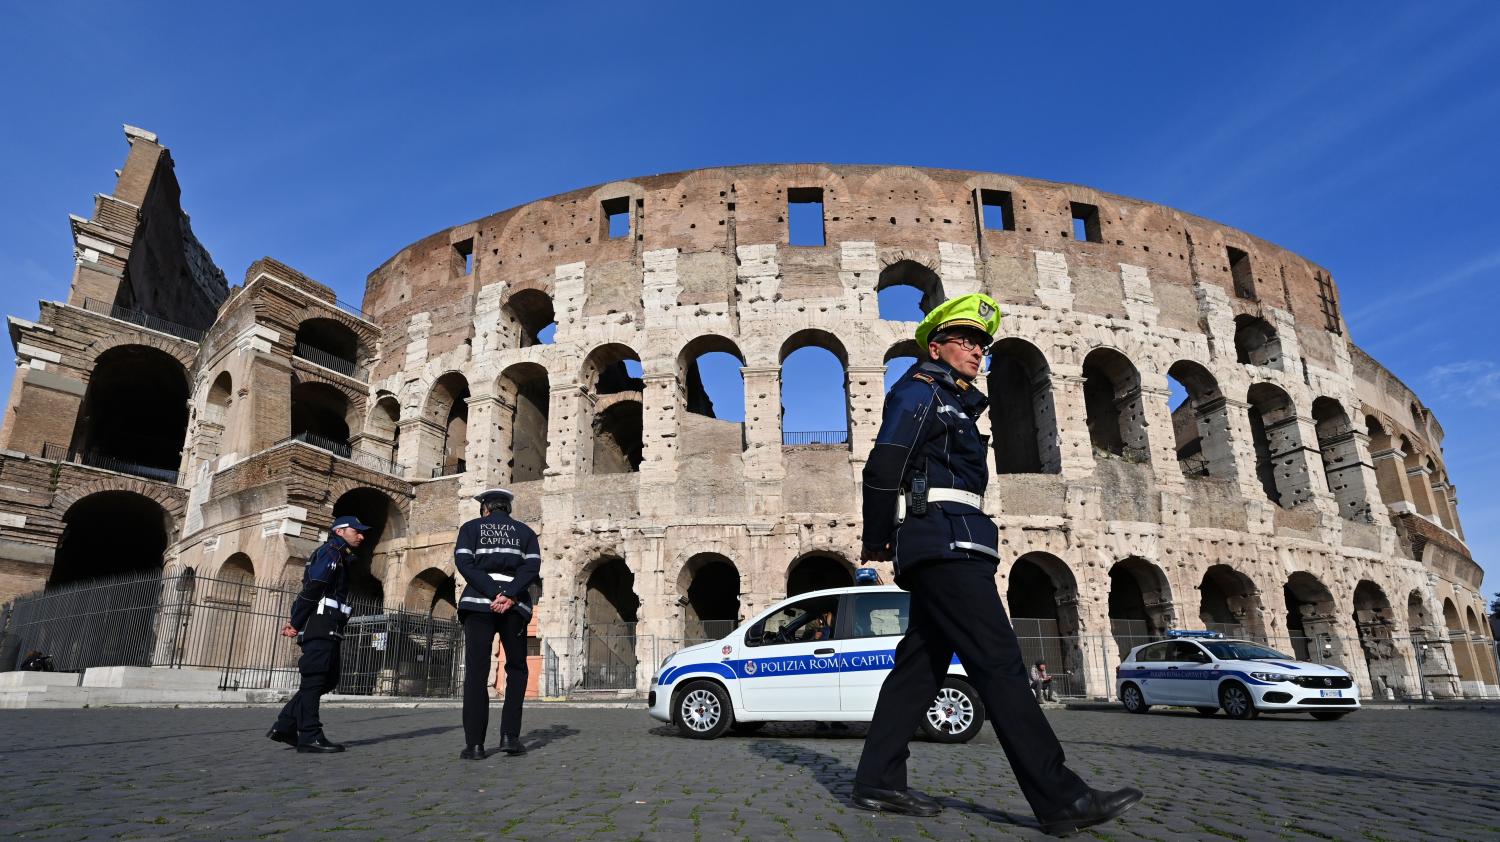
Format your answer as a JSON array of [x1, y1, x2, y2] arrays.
[[453, 488, 542, 759]]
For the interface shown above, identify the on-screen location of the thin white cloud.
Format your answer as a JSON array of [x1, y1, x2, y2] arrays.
[[1346, 247, 1500, 329], [1426, 359, 1500, 407]]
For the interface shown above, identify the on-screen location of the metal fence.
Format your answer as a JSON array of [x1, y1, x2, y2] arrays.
[[3, 572, 461, 696], [294, 342, 359, 377], [782, 430, 849, 446], [81, 297, 206, 342], [40, 441, 180, 484]]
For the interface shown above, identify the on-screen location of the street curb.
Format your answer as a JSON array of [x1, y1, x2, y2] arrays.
[[1063, 701, 1500, 712]]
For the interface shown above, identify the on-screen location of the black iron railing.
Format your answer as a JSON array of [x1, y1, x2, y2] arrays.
[[39, 441, 179, 484], [282, 432, 405, 477], [81, 297, 204, 342], [432, 459, 467, 478], [293, 342, 358, 377], [782, 430, 849, 446], [288, 431, 352, 458]]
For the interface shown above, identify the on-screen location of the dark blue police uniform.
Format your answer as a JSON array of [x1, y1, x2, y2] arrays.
[[855, 358, 1092, 819], [454, 503, 541, 756], [270, 528, 357, 752]]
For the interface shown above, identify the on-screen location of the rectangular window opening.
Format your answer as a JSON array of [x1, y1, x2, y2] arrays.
[[1070, 201, 1101, 243], [1227, 246, 1255, 299], [787, 186, 826, 246], [454, 238, 474, 276], [602, 197, 630, 240], [980, 189, 1015, 231]]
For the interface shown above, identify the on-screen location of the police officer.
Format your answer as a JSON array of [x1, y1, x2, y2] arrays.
[[454, 488, 541, 760], [267, 514, 368, 753], [853, 294, 1143, 836]]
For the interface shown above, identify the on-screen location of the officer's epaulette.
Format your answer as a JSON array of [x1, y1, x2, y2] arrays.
[[911, 372, 934, 383], [955, 378, 971, 390]]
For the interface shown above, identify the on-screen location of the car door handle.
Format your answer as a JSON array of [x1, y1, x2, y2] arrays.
[[814, 648, 834, 656], [1166, 666, 1179, 670]]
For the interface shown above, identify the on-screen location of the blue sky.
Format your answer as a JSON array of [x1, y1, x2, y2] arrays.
[[2, 2, 1497, 595]]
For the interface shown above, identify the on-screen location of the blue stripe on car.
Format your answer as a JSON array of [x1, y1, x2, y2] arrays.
[[659, 648, 965, 687]]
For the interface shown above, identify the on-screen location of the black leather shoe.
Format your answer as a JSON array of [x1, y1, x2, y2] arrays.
[[266, 728, 297, 747], [851, 785, 943, 817], [1038, 787, 1143, 837], [296, 735, 346, 754], [498, 735, 527, 755], [459, 744, 487, 760]]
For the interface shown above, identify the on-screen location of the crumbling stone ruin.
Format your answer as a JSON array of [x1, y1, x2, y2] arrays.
[[1, 127, 1494, 699]]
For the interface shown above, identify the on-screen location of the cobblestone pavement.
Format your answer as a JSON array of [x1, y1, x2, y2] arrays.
[[1, 705, 1497, 840]]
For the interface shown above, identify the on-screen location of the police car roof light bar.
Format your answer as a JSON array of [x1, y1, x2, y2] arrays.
[[1166, 629, 1224, 639]]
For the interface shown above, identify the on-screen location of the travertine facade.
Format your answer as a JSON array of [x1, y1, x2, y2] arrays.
[[2, 129, 1494, 699]]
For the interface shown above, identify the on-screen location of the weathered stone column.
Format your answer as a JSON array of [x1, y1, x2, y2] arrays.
[[639, 373, 679, 491], [1048, 368, 1095, 480], [846, 364, 886, 473], [1138, 379, 1183, 490], [463, 393, 503, 497], [741, 366, 785, 515]]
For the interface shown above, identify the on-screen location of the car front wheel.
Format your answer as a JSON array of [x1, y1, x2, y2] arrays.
[[1219, 682, 1258, 720], [1120, 683, 1150, 714], [920, 678, 985, 742], [673, 680, 734, 739]]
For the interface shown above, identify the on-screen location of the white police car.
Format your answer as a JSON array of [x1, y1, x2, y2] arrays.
[[648, 583, 984, 742], [1116, 631, 1360, 720]]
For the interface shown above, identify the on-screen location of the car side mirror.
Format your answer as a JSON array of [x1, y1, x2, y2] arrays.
[[745, 624, 764, 646]]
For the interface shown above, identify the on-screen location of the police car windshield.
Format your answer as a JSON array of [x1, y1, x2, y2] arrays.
[[1202, 641, 1292, 661]]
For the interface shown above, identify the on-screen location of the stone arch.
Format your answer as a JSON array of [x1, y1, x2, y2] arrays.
[[990, 337, 1061, 474], [1234, 315, 1283, 368], [405, 567, 457, 619], [1283, 571, 1349, 666], [1443, 598, 1479, 685], [48, 490, 171, 588], [206, 371, 233, 416], [1166, 360, 1236, 479], [503, 287, 557, 347], [1352, 580, 1410, 700], [1312, 397, 1372, 522], [1107, 556, 1176, 655], [421, 371, 471, 476], [579, 555, 641, 689], [1198, 564, 1267, 640], [290, 379, 353, 453], [581, 343, 643, 395], [876, 259, 945, 318], [84, 331, 196, 374], [1007, 552, 1084, 690], [365, 392, 402, 467], [496, 362, 551, 483], [676, 552, 742, 641], [677, 334, 746, 420], [294, 316, 361, 375], [210, 552, 257, 606], [70, 343, 190, 479], [780, 329, 850, 448], [1247, 383, 1312, 508], [786, 551, 854, 597], [882, 339, 921, 395], [332, 487, 404, 606], [1081, 346, 1149, 460]]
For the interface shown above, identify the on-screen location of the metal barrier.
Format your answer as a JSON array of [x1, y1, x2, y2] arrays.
[[81, 297, 205, 342], [432, 460, 467, 478], [782, 430, 849, 446], [294, 342, 359, 377], [3, 572, 460, 697], [39, 441, 180, 484]]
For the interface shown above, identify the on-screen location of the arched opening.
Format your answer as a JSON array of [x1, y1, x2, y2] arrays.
[[677, 335, 746, 421], [581, 345, 644, 476], [1313, 397, 1372, 522], [424, 372, 470, 477], [331, 487, 404, 606], [1108, 557, 1175, 656], [1400, 437, 1434, 517], [989, 338, 1060, 474], [1443, 598, 1478, 687], [70, 345, 189, 481], [1247, 383, 1310, 508], [875, 260, 943, 320], [678, 553, 741, 641], [368, 394, 402, 467], [1167, 361, 1235, 479], [1283, 572, 1347, 666], [294, 317, 360, 377], [206, 371, 233, 422], [780, 329, 850, 448], [787, 553, 854, 597], [1007, 553, 1083, 694], [405, 567, 457, 619], [1234, 315, 1282, 368], [883, 340, 920, 395], [1081, 347, 1148, 460], [290, 380, 351, 455], [1363, 415, 1406, 510], [581, 557, 641, 689], [1352, 581, 1409, 700], [504, 289, 557, 347], [1198, 564, 1265, 640], [497, 363, 550, 483], [48, 491, 170, 588]]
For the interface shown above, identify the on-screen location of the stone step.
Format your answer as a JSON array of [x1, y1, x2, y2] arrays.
[[81, 666, 224, 691], [0, 671, 84, 689]]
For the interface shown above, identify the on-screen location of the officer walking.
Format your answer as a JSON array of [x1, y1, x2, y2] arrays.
[[454, 488, 541, 760], [853, 294, 1143, 836], [268, 514, 369, 753]]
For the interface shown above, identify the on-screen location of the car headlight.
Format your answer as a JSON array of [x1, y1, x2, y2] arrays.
[[1250, 672, 1291, 682]]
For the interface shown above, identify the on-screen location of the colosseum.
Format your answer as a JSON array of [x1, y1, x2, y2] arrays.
[[0, 126, 1494, 702]]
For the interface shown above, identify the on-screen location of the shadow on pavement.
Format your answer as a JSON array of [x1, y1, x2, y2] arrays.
[[518, 723, 578, 752], [747, 739, 1029, 831], [341, 723, 461, 747]]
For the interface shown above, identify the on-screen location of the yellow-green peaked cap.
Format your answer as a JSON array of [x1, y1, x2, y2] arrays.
[[915, 293, 1003, 349]]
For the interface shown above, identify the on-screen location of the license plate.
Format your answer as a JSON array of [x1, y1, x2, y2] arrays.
[[1319, 689, 1342, 698]]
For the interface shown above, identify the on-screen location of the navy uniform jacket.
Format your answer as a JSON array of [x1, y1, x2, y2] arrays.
[[290, 535, 354, 642], [861, 358, 999, 581], [454, 511, 541, 618]]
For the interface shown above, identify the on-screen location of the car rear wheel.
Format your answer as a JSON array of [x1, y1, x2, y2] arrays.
[[1219, 682, 1258, 720], [674, 680, 733, 739], [1194, 707, 1217, 716], [1120, 683, 1150, 714], [1310, 711, 1348, 721], [920, 678, 985, 743]]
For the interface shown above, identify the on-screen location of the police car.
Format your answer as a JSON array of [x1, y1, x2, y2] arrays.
[[1115, 631, 1360, 720], [648, 582, 983, 742]]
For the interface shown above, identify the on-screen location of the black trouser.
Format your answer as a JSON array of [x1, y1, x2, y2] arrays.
[[274, 638, 341, 743], [461, 608, 530, 747], [855, 559, 1089, 818]]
